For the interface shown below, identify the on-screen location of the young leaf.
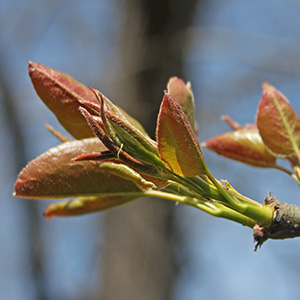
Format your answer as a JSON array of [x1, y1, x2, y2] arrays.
[[156, 94, 206, 176], [14, 138, 143, 199], [85, 88, 149, 136], [257, 86, 300, 156], [43, 195, 141, 219], [75, 152, 169, 189], [167, 77, 197, 132], [105, 112, 166, 168], [29, 61, 98, 139], [29, 62, 148, 140], [204, 129, 277, 168], [79, 107, 160, 175], [98, 162, 156, 189]]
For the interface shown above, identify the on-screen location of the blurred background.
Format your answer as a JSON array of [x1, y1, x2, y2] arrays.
[[2, 0, 300, 299]]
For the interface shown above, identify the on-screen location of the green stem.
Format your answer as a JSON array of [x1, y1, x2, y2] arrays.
[[204, 166, 246, 208], [165, 171, 205, 195], [190, 176, 228, 201], [273, 163, 300, 184], [203, 166, 273, 226], [145, 190, 256, 228], [293, 165, 300, 185], [227, 188, 273, 227], [163, 183, 201, 198]]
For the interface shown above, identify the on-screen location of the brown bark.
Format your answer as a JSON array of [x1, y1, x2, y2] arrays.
[[254, 194, 300, 250]]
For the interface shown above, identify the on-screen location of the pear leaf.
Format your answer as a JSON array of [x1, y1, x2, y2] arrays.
[[29, 61, 99, 139], [29, 62, 148, 139], [14, 138, 143, 199], [204, 129, 277, 168], [43, 195, 141, 219], [156, 94, 206, 176], [257, 85, 300, 156], [167, 77, 197, 132]]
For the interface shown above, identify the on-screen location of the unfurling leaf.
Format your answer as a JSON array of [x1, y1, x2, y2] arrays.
[[167, 77, 197, 132], [43, 195, 141, 219], [14, 138, 143, 199], [204, 129, 277, 168], [29, 62, 147, 140], [97, 162, 156, 189], [79, 107, 160, 175], [156, 94, 206, 176], [28, 61, 98, 139], [257, 84, 300, 156], [81, 88, 149, 136], [105, 112, 165, 168]]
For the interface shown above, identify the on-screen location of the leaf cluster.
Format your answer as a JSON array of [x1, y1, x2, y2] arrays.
[[204, 82, 300, 183], [15, 62, 300, 250]]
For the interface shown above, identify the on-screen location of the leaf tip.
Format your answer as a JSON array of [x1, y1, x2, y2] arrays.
[[13, 178, 24, 198], [43, 209, 54, 220]]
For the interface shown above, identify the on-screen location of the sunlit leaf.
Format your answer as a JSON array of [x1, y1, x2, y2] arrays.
[[14, 138, 143, 199], [156, 94, 206, 176], [204, 129, 277, 168], [75, 152, 169, 189], [257, 86, 300, 156], [105, 112, 165, 168], [79, 107, 160, 176], [83, 88, 149, 136], [29, 62, 148, 139], [29, 61, 98, 139], [97, 162, 156, 189], [167, 77, 197, 132], [43, 195, 141, 219]]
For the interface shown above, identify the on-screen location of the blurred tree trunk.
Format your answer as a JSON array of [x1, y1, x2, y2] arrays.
[[0, 58, 47, 300], [99, 1, 199, 299]]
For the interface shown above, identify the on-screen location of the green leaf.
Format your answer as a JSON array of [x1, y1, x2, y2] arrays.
[[156, 94, 206, 176], [167, 77, 197, 132], [14, 138, 143, 199], [257, 85, 300, 156], [97, 162, 156, 189], [105, 112, 165, 168], [204, 129, 277, 168]]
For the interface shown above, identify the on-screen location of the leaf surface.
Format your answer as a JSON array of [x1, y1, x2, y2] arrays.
[[43, 195, 140, 219], [156, 94, 205, 176], [257, 86, 300, 156], [29, 61, 98, 139], [204, 129, 277, 168], [29, 62, 148, 139], [167, 77, 197, 132], [14, 138, 143, 199]]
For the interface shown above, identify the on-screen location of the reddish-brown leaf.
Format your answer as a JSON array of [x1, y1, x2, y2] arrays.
[[156, 94, 206, 176], [14, 138, 143, 199], [257, 85, 300, 156], [29, 61, 99, 139], [167, 77, 197, 132], [204, 129, 277, 168]]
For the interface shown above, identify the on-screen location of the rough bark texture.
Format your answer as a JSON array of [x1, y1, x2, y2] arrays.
[[254, 193, 300, 250], [99, 0, 199, 299]]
